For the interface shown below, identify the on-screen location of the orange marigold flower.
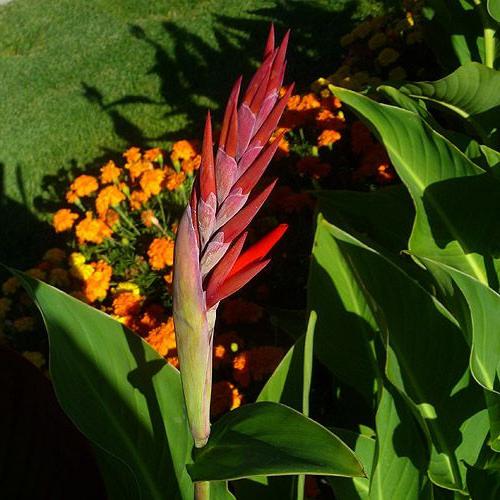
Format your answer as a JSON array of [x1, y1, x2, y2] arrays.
[[140, 169, 165, 196], [211, 381, 242, 417], [351, 121, 374, 154], [129, 190, 150, 210], [48, 268, 70, 288], [83, 261, 112, 302], [14, 316, 36, 333], [181, 154, 201, 175], [123, 147, 142, 163], [141, 210, 158, 227], [66, 190, 80, 204], [138, 304, 165, 332], [75, 212, 113, 245], [112, 291, 143, 317], [377, 163, 396, 184], [298, 93, 321, 111], [127, 159, 153, 181], [297, 157, 332, 180], [144, 317, 176, 357], [233, 351, 251, 387], [95, 185, 126, 217], [221, 298, 263, 325], [143, 148, 163, 162], [165, 169, 186, 191], [214, 344, 228, 369], [315, 109, 345, 130], [163, 270, 173, 293], [318, 129, 342, 147], [100, 160, 122, 184], [249, 346, 285, 381], [43, 248, 66, 263], [105, 209, 120, 227], [53, 209, 79, 233], [148, 237, 174, 270], [170, 140, 197, 162], [70, 175, 99, 197]]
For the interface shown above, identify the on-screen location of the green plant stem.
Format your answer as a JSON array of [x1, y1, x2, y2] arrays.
[[114, 204, 140, 235], [474, 0, 497, 68], [194, 481, 210, 500]]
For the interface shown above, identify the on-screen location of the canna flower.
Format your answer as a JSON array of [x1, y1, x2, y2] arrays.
[[173, 26, 290, 447]]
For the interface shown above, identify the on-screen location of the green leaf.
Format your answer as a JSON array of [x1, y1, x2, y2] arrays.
[[188, 402, 365, 482], [210, 481, 236, 500], [326, 428, 375, 499], [322, 220, 488, 492], [315, 185, 414, 255], [331, 85, 500, 287], [369, 387, 430, 499], [12, 270, 194, 500], [308, 212, 380, 404], [487, 0, 500, 22], [422, 0, 484, 69], [400, 62, 500, 145]]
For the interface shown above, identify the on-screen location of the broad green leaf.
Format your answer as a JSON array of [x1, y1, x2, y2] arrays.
[[12, 270, 194, 500], [370, 387, 430, 499], [322, 220, 488, 492], [331, 85, 500, 287], [210, 481, 236, 499], [326, 428, 375, 499], [487, 0, 500, 22], [188, 402, 364, 482], [466, 464, 500, 499], [0, 345, 107, 499], [422, 0, 484, 69], [400, 62, 500, 145], [308, 212, 380, 405], [315, 185, 414, 255], [419, 258, 500, 395]]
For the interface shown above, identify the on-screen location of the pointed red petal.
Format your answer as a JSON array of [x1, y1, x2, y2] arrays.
[[267, 30, 290, 94], [263, 24, 275, 59], [219, 179, 277, 244], [199, 111, 216, 201], [242, 52, 274, 107], [205, 232, 247, 309], [190, 177, 200, 248], [208, 258, 271, 307], [225, 97, 239, 158], [233, 130, 285, 195], [228, 223, 287, 278], [249, 56, 274, 114], [250, 83, 295, 147], [219, 77, 242, 150]]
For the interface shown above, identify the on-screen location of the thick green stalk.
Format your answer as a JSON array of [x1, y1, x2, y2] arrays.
[[195, 481, 210, 500], [474, 0, 497, 68]]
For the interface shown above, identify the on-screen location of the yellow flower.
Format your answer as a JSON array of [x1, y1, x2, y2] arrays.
[[95, 185, 126, 217], [377, 47, 400, 67], [14, 316, 36, 333], [140, 169, 165, 196], [148, 237, 174, 270], [43, 248, 66, 263], [75, 212, 113, 244], [70, 175, 99, 197], [116, 281, 141, 296], [69, 252, 86, 267], [170, 140, 197, 162], [22, 351, 46, 369], [53, 209, 79, 233], [100, 160, 122, 184]]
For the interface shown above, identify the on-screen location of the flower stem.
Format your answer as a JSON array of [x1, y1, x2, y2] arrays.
[[194, 481, 210, 500], [114, 205, 140, 235], [474, 0, 497, 68]]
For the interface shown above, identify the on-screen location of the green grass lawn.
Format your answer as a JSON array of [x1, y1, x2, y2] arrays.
[[0, 0, 388, 267]]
